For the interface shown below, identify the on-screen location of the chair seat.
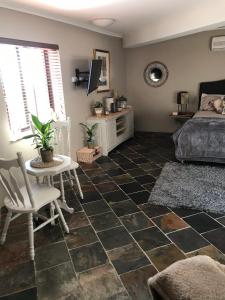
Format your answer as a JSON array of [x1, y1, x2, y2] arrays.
[[4, 183, 61, 212]]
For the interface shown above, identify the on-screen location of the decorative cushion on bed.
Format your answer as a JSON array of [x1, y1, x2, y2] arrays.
[[200, 93, 225, 111], [213, 98, 223, 114]]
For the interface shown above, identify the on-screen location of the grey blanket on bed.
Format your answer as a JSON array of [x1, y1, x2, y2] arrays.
[[173, 117, 225, 163]]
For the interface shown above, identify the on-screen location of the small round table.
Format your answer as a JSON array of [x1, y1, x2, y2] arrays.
[[25, 155, 74, 214]]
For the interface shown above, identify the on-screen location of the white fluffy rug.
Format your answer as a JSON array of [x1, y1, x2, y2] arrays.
[[149, 162, 225, 214]]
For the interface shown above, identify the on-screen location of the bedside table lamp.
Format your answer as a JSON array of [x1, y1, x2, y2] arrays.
[[177, 91, 189, 114]]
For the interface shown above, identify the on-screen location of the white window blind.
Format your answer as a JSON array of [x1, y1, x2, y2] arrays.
[[0, 40, 65, 141]]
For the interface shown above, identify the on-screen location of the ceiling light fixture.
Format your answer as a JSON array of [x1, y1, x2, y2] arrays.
[[41, 0, 118, 10], [91, 18, 115, 27]]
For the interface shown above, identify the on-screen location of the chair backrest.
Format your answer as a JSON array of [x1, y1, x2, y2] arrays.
[[53, 117, 71, 157], [30, 122, 40, 156], [0, 152, 34, 208]]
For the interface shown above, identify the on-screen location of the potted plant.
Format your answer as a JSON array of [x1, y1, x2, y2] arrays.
[[118, 96, 127, 109], [93, 101, 103, 117], [24, 114, 55, 163], [80, 123, 97, 149]]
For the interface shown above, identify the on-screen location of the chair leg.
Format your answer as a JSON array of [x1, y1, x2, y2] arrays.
[[67, 171, 74, 187], [57, 172, 74, 215], [50, 175, 54, 186], [59, 173, 66, 203], [50, 202, 56, 226], [54, 200, 69, 233], [36, 176, 40, 184], [73, 169, 83, 199], [28, 213, 34, 260], [0, 210, 12, 245]]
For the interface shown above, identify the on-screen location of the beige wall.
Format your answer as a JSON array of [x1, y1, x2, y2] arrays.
[[0, 8, 125, 160], [1, 9, 225, 149], [125, 30, 225, 132]]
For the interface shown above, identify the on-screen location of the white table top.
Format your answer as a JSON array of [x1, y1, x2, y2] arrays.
[[25, 155, 72, 176]]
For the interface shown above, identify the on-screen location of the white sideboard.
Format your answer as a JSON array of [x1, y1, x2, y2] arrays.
[[87, 107, 134, 156]]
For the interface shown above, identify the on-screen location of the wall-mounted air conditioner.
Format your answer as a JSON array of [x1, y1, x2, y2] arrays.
[[211, 36, 225, 51]]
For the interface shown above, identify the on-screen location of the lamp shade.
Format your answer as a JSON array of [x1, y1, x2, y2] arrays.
[[177, 91, 189, 104]]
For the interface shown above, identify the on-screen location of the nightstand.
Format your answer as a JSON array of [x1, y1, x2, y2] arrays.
[[169, 112, 194, 121]]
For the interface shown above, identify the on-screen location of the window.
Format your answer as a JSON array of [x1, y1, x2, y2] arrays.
[[0, 38, 65, 141]]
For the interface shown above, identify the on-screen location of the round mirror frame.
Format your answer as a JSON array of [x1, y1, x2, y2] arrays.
[[144, 61, 168, 87]]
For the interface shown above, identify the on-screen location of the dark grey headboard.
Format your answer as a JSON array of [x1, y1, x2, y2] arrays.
[[198, 79, 225, 109]]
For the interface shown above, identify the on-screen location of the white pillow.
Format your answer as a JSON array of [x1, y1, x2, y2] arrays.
[[200, 93, 225, 111]]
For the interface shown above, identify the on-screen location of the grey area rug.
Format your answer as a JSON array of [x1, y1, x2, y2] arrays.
[[149, 162, 225, 214]]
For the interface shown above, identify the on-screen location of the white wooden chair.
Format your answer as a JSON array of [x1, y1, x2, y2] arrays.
[[0, 152, 69, 260], [53, 117, 83, 200]]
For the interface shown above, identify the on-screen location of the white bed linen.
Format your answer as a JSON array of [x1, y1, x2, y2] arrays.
[[193, 111, 225, 119]]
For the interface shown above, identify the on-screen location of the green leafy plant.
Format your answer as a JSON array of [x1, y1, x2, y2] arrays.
[[118, 96, 127, 102], [80, 123, 97, 143], [23, 114, 54, 151], [93, 101, 103, 108]]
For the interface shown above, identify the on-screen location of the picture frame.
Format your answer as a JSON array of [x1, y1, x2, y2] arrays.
[[93, 49, 110, 92]]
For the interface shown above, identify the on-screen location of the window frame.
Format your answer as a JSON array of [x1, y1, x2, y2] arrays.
[[0, 37, 65, 141]]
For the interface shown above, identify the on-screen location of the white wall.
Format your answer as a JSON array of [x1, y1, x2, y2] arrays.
[[125, 30, 225, 132], [124, 0, 225, 47]]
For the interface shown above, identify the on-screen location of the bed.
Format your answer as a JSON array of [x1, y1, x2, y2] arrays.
[[173, 79, 225, 163]]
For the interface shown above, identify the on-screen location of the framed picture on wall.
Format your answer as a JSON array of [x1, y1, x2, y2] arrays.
[[93, 49, 110, 92]]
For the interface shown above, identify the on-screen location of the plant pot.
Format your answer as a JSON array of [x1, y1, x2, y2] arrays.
[[120, 101, 127, 109], [94, 107, 103, 117], [40, 149, 53, 163], [87, 141, 95, 149]]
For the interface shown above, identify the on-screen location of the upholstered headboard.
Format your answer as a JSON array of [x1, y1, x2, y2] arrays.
[[198, 79, 225, 109]]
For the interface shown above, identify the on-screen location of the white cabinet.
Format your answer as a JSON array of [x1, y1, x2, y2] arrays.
[[87, 107, 134, 156], [106, 118, 117, 150]]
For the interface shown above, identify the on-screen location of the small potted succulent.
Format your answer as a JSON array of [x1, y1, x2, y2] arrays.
[[24, 114, 55, 163], [118, 96, 127, 109], [80, 122, 97, 149], [93, 101, 103, 117]]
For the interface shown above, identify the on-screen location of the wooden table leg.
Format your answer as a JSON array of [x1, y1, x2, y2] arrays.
[[68, 171, 74, 187], [46, 175, 56, 225], [58, 173, 74, 214], [73, 169, 84, 199]]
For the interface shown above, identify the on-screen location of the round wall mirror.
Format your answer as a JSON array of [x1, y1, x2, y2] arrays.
[[144, 61, 168, 87]]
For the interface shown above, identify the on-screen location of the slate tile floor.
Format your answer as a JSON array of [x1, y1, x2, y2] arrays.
[[1, 132, 225, 299]]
